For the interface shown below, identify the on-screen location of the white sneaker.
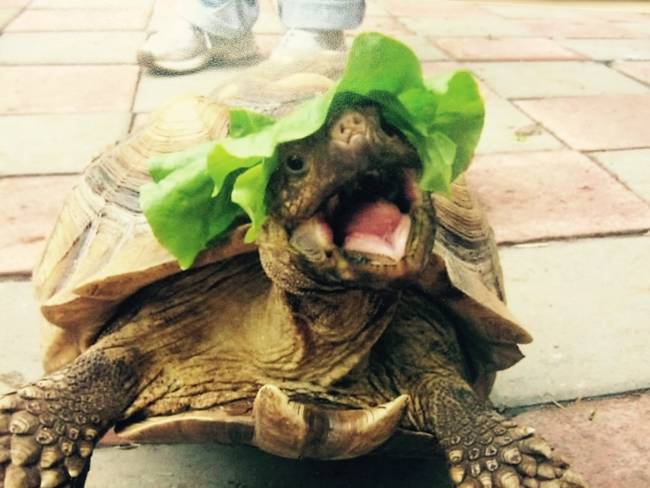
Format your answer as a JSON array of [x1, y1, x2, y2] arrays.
[[271, 29, 345, 60], [138, 18, 259, 74]]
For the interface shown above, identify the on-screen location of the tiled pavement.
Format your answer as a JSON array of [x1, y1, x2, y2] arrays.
[[1, 0, 649, 486]]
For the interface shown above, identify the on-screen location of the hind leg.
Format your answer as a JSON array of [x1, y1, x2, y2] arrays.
[[0, 347, 140, 488]]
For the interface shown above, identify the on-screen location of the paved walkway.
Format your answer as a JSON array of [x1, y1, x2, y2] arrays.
[[1, 0, 649, 486]]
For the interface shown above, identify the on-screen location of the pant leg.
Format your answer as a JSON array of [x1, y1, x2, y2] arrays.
[[180, 0, 259, 38], [278, 0, 365, 30]]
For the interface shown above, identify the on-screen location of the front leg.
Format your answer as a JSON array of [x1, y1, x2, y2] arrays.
[[0, 347, 140, 488], [410, 375, 589, 488]]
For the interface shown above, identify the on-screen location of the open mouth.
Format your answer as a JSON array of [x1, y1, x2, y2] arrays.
[[291, 169, 417, 262]]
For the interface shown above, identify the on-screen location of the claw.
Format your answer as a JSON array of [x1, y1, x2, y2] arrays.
[[0, 395, 24, 412], [499, 446, 522, 465], [495, 467, 521, 488], [0, 415, 10, 434], [520, 437, 553, 460], [252, 385, 408, 459], [539, 481, 561, 488], [519, 454, 537, 477], [10, 435, 41, 466], [5, 464, 39, 488], [39, 445, 64, 469], [536, 463, 556, 480], [40, 468, 67, 488], [459, 479, 481, 488], [478, 472, 494, 488], [561, 469, 589, 487], [450, 464, 466, 484], [9, 412, 39, 435]]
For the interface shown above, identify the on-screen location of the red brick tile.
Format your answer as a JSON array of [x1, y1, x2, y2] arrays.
[[0, 65, 139, 114], [421, 61, 464, 78], [523, 18, 639, 39], [513, 393, 650, 488], [434, 37, 584, 61], [560, 39, 650, 61], [5, 8, 150, 31], [400, 14, 532, 38], [383, 0, 490, 18], [0, 31, 146, 64], [352, 15, 410, 36], [0, 175, 77, 275], [466, 150, 650, 243], [516, 95, 650, 151], [614, 61, 650, 85]]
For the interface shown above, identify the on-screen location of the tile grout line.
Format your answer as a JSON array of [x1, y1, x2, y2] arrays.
[[583, 151, 650, 210], [497, 227, 650, 249]]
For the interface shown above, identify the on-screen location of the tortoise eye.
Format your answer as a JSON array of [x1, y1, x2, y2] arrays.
[[285, 154, 309, 175]]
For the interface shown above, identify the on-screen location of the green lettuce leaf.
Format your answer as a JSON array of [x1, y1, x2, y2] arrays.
[[140, 32, 485, 268]]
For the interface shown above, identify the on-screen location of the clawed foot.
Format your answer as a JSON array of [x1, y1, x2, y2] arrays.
[[0, 381, 100, 488], [444, 417, 589, 488]]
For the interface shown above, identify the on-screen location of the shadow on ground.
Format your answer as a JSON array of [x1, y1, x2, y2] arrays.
[[89, 444, 450, 487]]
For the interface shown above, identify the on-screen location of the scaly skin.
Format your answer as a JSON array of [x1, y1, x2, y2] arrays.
[[0, 348, 140, 488]]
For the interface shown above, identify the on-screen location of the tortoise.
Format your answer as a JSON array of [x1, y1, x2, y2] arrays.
[[0, 52, 589, 488]]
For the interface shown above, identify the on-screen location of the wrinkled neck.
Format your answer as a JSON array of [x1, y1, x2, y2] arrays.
[[255, 284, 400, 386]]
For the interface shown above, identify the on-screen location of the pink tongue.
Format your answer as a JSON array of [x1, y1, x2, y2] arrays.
[[343, 200, 411, 261]]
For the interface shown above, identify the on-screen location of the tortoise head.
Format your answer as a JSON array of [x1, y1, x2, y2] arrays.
[[258, 105, 436, 292]]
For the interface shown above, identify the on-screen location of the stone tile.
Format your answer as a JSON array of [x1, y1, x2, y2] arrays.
[[0, 113, 131, 175], [591, 149, 650, 202], [0, 0, 29, 6], [399, 14, 532, 38], [434, 37, 584, 61], [523, 18, 639, 39], [491, 236, 650, 405], [0, 65, 139, 114], [516, 95, 650, 150], [0, 31, 146, 64], [351, 15, 410, 36], [133, 65, 246, 113], [386, 34, 448, 62], [475, 91, 564, 154], [146, 0, 175, 31], [88, 444, 449, 487], [512, 393, 650, 487], [5, 8, 150, 31], [614, 61, 650, 84], [363, 0, 389, 17], [30, 0, 153, 8], [483, 4, 595, 21], [421, 61, 463, 78], [467, 61, 648, 99], [466, 150, 650, 243], [559, 39, 650, 61], [0, 175, 77, 275], [0, 281, 44, 394], [0, 6, 18, 28], [384, 0, 490, 18]]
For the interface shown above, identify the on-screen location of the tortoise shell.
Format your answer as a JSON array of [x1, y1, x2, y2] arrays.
[[33, 52, 531, 414]]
